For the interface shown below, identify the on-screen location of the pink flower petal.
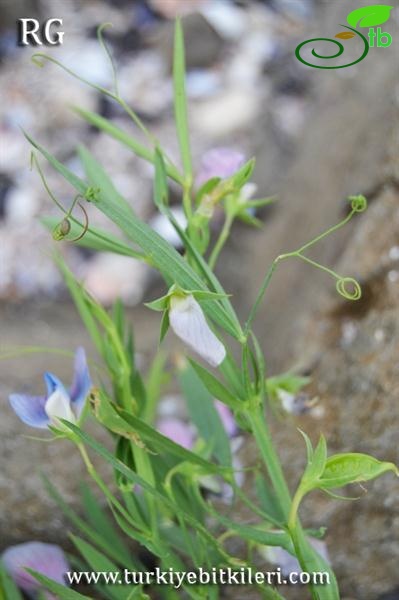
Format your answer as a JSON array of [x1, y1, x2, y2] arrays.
[[2, 542, 70, 597], [157, 417, 195, 449], [196, 147, 246, 187]]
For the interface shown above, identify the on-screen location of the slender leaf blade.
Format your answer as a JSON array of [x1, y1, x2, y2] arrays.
[[189, 359, 242, 410], [173, 19, 192, 181], [69, 536, 130, 600], [0, 560, 24, 600], [179, 363, 232, 466], [73, 106, 183, 183], [26, 570, 91, 599]]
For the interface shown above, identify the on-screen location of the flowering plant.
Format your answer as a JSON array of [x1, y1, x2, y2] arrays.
[[2, 21, 398, 600]]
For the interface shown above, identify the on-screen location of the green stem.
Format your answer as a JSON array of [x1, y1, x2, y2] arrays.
[[77, 443, 143, 531], [182, 184, 193, 219], [245, 259, 279, 335], [287, 486, 305, 532], [208, 213, 234, 270], [246, 406, 292, 519]]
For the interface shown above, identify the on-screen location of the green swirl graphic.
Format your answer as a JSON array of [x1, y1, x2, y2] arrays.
[[295, 25, 369, 69]]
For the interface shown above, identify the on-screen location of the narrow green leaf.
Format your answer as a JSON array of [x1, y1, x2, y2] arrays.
[[291, 527, 339, 600], [189, 359, 242, 410], [73, 106, 183, 183], [219, 351, 245, 398], [69, 535, 129, 600], [142, 351, 168, 424], [55, 256, 103, 355], [42, 475, 127, 567], [116, 409, 230, 474], [250, 332, 266, 397], [173, 19, 192, 181], [80, 484, 132, 565], [26, 570, 91, 599], [179, 363, 232, 466], [109, 507, 158, 556], [154, 147, 169, 209], [0, 560, 24, 599], [212, 512, 293, 552], [241, 343, 253, 397]]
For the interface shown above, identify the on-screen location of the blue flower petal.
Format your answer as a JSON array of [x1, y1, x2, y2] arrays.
[[69, 347, 91, 415], [9, 394, 50, 429], [43, 372, 68, 397]]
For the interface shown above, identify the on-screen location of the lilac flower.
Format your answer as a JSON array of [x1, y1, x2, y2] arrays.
[[9, 347, 91, 429], [2, 541, 70, 599], [157, 417, 195, 449], [215, 400, 237, 437], [196, 147, 246, 188], [260, 538, 330, 576], [169, 294, 226, 367]]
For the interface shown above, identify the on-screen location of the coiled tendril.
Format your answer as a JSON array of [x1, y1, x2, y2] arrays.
[[246, 193, 369, 330], [336, 277, 362, 301], [348, 195, 367, 213], [30, 152, 89, 242]]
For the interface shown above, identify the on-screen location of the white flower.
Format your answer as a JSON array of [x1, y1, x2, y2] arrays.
[[169, 294, 226, 367], [45, 386, 77, 426]]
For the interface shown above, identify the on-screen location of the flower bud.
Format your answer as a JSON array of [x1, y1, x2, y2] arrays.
[[169, 294, 226, 367], [52, 218, 71, 241]]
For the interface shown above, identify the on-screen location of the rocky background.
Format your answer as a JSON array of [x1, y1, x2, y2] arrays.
[[0, 1, 398, 599]]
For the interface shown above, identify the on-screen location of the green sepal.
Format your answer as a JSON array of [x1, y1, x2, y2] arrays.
[[230, 158, 255, 189], [159, 310, 170, 343], [195, 177, 221, 205]]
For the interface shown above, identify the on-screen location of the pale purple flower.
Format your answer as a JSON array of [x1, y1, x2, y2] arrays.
[[157, 417, 195, 449], [260, 538, 330, 576], [2, 541, 70, 598], [9, 347, 91, 429], [196, 147, 246, 188], [277, 389, 316, 416], [215, 400, 237, 437], [169, 294, 226, 367]]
